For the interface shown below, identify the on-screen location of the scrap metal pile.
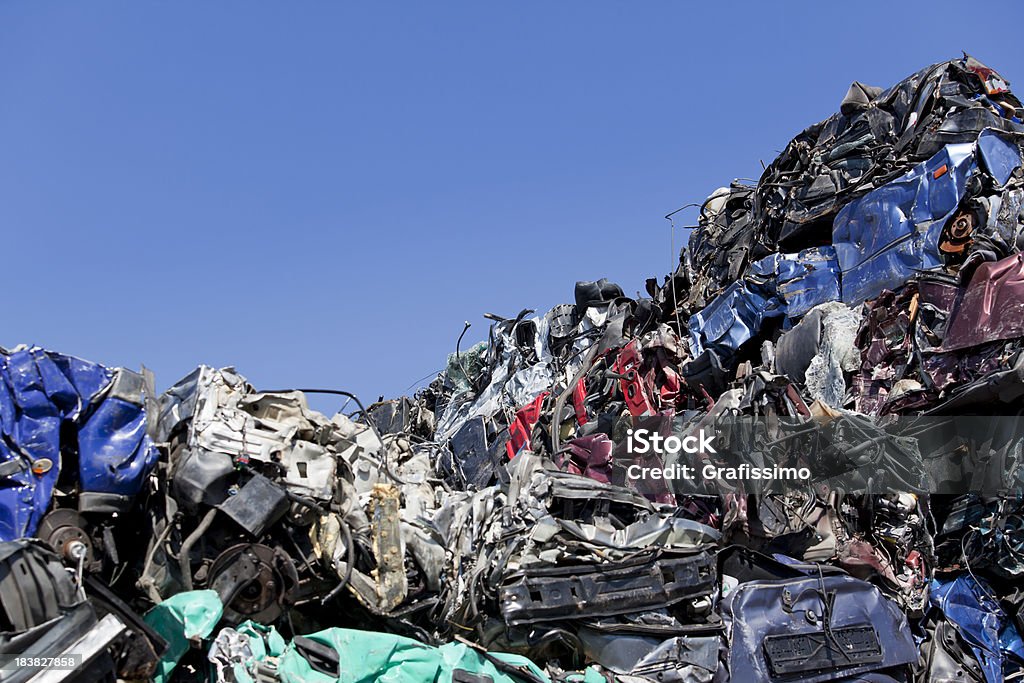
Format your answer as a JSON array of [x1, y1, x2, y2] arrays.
[[2, 54, 1024, 683]]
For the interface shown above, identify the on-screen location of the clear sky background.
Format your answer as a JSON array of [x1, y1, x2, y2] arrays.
[[3, 2, 1023, 410]]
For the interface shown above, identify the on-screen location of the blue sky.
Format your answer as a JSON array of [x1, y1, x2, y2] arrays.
[[3, 2, 1023, 410]]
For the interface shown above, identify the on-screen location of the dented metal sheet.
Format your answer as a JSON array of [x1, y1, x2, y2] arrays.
[[834, 131, 1022, 305], [0, 347, 158, 541], [159, 367, 340, 504], [721, 573, 918, 682], [944, 252, 1024, 350], [689, 247, 840, 356]]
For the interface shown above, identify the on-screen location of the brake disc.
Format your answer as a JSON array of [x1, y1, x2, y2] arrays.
[[207, 543, 298, 623]]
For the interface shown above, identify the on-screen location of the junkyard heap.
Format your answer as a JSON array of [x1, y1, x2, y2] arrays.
[[2, 54, 1024, 683]]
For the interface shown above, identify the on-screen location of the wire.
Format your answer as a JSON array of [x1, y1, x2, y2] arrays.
[[138, 516, 178, 603], [404, 368, 443, 393], [961, 528, 999, 605], [321, 519, 355, 605], [665, 204, 700, 337], [815, 564, 853, 664], [455, 321, 473, 389]]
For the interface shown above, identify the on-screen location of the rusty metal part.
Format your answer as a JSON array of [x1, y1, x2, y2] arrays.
[[207, 543, 298, 624], [369, 483, 407, 611], [37, 508, 95, 567], [939, 208, 977, 254]]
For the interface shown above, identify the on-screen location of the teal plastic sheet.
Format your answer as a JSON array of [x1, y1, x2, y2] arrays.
[[144, 590, 223, 683]]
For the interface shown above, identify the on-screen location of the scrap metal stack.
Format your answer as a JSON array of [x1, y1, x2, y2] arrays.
[[1, 54, 1023, 682]]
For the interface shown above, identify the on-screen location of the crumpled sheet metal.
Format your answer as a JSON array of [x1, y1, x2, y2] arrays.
[[833, 130, 1022, 305], [578, 629, 719, 682], [158, 366, 341, 503], [943, 251, 1024, 350], [435, 311, 558, 442], [688, 247, 840, 357], [933, 577, 1019, 683], [752, 56, 1024, 251], [688, 280, 774, 357], [758, 247, 842, 318], [930, 575, 1024, 683], [685, 184, 759, 308], [554, 433, 614, 483], [774, 302, 861, 408], [0, 346, 158, 541], [504, 453, 720, 565]]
